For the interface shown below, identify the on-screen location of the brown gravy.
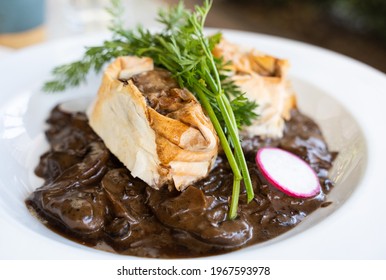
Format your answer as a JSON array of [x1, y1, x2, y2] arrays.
[[26, 106, 336, 258]]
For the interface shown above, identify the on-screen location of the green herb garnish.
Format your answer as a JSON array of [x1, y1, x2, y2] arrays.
[[43, 0, 257, 219]]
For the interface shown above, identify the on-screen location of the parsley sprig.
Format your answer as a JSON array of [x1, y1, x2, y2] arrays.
[[43, 0, 257, 219]]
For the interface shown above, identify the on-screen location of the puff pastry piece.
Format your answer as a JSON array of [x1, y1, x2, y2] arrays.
[[87, 56, 218, 191], [213, 39, 297, 138]]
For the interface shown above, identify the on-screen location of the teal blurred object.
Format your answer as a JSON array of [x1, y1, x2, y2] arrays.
[[0, 0, 45, 33]]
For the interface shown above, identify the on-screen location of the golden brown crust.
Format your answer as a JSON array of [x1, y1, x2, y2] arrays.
[[88, 56, 218, 190], [213, 38, 297, 138]]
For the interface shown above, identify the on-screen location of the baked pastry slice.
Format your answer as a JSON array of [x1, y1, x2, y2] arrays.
[[87, 56, 218, 191], [213, 39, 297, 138]]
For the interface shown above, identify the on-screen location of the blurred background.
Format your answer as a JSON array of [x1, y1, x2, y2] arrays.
[[166, 0, 386, 73], [1, 0, 385, 73]]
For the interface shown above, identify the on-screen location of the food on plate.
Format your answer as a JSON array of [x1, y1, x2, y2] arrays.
[[25, 0, 337, 258], [87, 56, 218, 190], [43, 0, 260, 219], [256, 147, 321, 198], [213, 39, 296, 138], [26, 104, 335, 258]]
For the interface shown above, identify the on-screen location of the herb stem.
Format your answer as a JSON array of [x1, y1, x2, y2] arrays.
[[190, 2, 254, 213], [193, 85, 242, 219], [193, 85, 242, 181], [221, 95, 254, 202], [216, 95, 254, 205]]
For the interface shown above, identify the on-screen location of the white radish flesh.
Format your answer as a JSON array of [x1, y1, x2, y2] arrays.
[[256, 147, 321, 198]]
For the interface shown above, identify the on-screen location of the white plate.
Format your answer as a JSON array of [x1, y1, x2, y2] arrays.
[[1, 30, 386, 259]]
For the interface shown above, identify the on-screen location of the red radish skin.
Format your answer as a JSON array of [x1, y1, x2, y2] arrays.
[[256, 147, 321, 198]]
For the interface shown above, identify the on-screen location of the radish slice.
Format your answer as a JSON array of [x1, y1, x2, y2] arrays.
[[256, 147, 321, 198]]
